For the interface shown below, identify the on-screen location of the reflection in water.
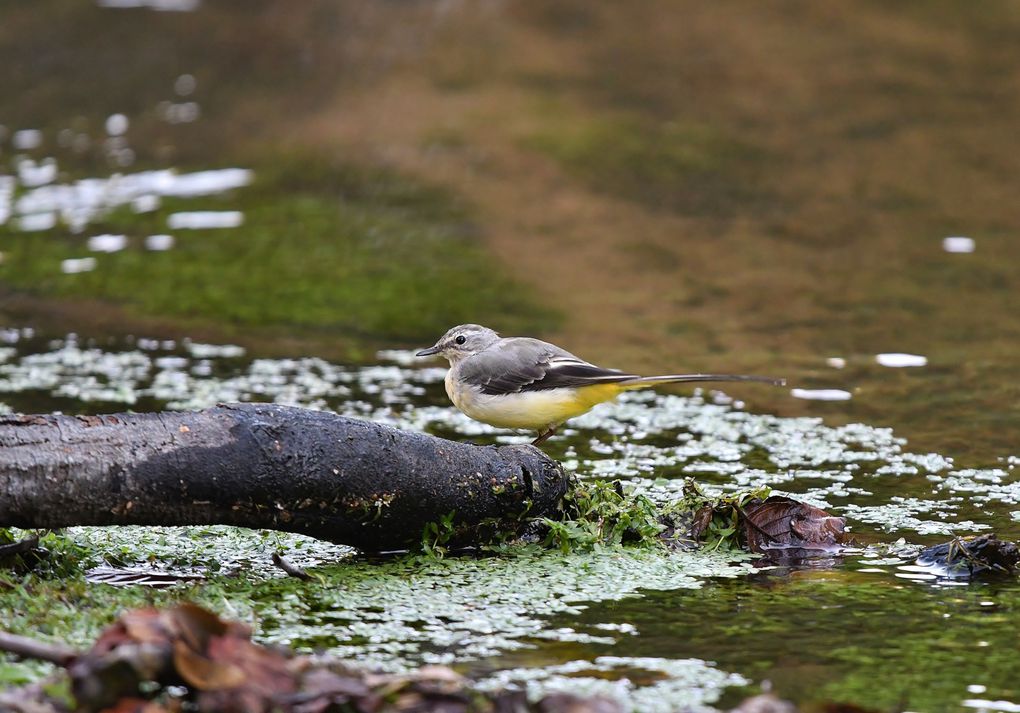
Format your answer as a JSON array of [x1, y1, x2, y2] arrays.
[[0, 334, 1019, 708], [97, 0, 200, 11]]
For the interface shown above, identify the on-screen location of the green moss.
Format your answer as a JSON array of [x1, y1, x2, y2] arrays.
[[0, 154, 556, 342], [525, 113, 770, 217]]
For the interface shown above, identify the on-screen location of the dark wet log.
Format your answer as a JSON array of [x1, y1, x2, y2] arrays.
[[0, 404, 568, 551]]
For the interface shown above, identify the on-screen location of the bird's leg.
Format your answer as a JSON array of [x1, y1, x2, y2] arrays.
[[531, 426, 557, 446]]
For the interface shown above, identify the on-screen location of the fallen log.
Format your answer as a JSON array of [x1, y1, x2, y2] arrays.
[[0, 404, 568, 551]]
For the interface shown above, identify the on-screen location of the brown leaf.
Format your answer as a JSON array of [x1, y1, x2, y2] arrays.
[[730, 693, 798, 713], [173, 639, 247, 690], [99, 699, 170, 713], [205, 635, 295, 696], [165, 603, 231, 653], [739, 496, 846, 553], [536, 693, 626, 713], [121, 609, 170, 645], [688, 506, 715, 542]]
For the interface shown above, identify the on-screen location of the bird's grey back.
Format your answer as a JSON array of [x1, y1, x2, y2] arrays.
[[458, 337, 635, 395]]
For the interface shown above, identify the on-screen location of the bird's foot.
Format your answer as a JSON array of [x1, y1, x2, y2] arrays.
[[531, 427, 557, 446]]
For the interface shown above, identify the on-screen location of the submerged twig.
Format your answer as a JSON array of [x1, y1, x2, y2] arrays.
[[0, 534, 40, 559], [272, 552, 312, 580], [0, 631, 78, 666]]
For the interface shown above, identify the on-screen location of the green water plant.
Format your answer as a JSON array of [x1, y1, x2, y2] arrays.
[[414, 478, 777, 556]]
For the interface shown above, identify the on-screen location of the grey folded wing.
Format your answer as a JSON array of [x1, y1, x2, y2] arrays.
[[460, 338, 639, 396]]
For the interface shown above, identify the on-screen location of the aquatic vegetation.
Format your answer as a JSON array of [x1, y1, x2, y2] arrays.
[[0, 154, 553, 344], [1, 334, 1019, 710], [524, 112, 770, 218]]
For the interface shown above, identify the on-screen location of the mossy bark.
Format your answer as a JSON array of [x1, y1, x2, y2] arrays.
[[0, 404, 567, 551]]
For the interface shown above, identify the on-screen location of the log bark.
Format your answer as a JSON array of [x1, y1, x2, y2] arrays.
[[0, 404, 568, 551]]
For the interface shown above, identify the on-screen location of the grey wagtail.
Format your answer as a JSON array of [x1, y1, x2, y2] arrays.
[[416, 324, 786, 445]]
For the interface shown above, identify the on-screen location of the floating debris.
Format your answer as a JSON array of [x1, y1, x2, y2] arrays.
[[917, 534, 1019, 578], [876, 353, 927, 368]]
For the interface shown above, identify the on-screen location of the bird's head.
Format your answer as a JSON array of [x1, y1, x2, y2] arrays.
[[416, 324, 500, 364]]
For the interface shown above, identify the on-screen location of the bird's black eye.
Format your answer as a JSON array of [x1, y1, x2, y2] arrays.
[[455, 335, 467, 345]]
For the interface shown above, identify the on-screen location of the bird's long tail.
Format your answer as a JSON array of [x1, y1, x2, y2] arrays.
[[618, 373, 786, 390]]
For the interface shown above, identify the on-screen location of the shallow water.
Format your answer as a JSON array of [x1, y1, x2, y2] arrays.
[[1, 336, 1018, 710], [3, 2, 1020, 711]]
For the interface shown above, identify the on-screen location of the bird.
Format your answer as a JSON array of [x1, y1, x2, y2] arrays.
[[416, 324, 785, 445]]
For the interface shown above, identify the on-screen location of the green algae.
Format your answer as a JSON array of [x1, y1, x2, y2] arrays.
[[565, 573, 1020, 712], [524, 111, 770, 217], [0, 156, 553, 343], [2, 336, 1020, 710]]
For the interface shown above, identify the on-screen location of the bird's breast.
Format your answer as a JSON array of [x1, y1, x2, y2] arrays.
[[446, 375, 622, 430]]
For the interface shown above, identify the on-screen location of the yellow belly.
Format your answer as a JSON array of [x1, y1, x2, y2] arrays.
[[446, 373, 623, 430]]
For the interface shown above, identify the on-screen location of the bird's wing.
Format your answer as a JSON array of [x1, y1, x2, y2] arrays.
[[460, 338, 638, 395]]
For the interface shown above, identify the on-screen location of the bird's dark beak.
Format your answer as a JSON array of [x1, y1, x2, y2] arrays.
[[416, 344, 442, 357]]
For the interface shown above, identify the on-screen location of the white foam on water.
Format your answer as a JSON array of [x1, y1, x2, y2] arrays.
[[105, 113, 129, 136], [159, 168, 252, 197], [10, 168, 252, 233], [943, 236, 975, 253], [87, 234, 128, 253], [791, 388, 853, 401], [61, 257, 97, 274], [876, 353, 927, 368], [0, 176, 15, 225], [132, 194, 160, 213], [145, 234, 175, 251], [159, 101, 201, 123], [18, 212, 57, 231], [168, 210, 243, 229], [175, 74, 197, 96], [963, 700, 1020, 712], [11, 129, 42, 150], [17, 158, 58, 187]]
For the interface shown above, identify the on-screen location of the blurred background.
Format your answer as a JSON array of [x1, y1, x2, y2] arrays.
[[1, 0, 1018, 463]]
